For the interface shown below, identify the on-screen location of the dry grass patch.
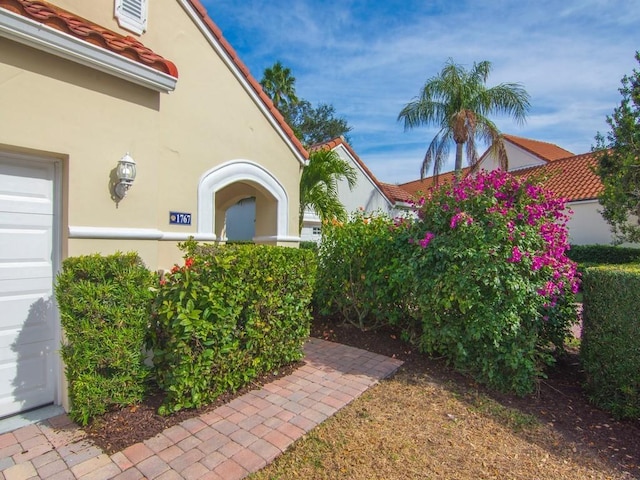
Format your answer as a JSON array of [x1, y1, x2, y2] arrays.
[[250, 370, 628, 480]]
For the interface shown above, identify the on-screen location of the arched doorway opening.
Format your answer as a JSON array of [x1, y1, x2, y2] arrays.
[[197, 161, 289, 244]]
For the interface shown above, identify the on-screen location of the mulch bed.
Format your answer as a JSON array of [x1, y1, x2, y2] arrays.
[[84, 316, 640, 477]]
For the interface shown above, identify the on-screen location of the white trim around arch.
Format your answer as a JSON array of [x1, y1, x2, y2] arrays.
[[197, 160, 291, 240]]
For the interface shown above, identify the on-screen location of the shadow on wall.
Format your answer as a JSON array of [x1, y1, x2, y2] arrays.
[[8, 295, 55, 419]]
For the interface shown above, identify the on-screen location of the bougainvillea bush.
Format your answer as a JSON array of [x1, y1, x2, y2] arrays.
[[407, 169, 580, 394]]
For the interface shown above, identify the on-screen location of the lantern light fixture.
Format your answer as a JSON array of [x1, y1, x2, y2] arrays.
[[115, 153, 137, 199]]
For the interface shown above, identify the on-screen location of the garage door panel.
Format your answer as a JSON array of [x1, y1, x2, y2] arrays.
[[0, 343, 53, 415], [0, 162, 53, 216], [0, 155, 56, 418], [0, 290, 54, 347]]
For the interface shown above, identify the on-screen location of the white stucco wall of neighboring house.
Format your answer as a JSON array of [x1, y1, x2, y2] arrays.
[[566, 200, 615, 245], [480, 140, 548, 172], [297, 142, 396, 243], [332, 144, 392, 216]]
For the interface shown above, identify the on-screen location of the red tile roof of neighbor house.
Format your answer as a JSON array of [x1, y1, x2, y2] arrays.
[[502, 134, 575, 162], [0, 0, 179, 76], [399, 150, 604, 203], [399, 167, 473, 197], [310, 137, 413, 204], [512, 151, 603, 202], [0, 0, 308, 159]]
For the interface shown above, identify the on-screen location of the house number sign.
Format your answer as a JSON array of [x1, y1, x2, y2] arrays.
[[169, 211, 192, 225]]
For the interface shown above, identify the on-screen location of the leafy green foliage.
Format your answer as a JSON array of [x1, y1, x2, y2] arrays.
[[55, 253, 154, 425], [408, 170, 579, 395], [299, 149, 357, 232], [594, 52, 640, 244], [315, 171, 578, 395], [260, 62, 351, 147], [283, 101, 352, 147], [581, 266, 640, 419], [315, 211, 414, 331], [567, 244, 640, 266], [260, 61, 299, 113], [398, 58, 530, 178], [299, 241, 319, 253], [149, 241, 316, 414]]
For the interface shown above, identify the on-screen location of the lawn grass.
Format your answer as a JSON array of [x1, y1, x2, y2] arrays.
[[249, 367, 624, 480]]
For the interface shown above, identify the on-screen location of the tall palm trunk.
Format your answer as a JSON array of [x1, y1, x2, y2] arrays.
[[454, 142, 464, 178]]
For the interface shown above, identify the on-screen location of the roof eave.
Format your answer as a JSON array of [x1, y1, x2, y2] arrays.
[[0, 7, 178, 93]]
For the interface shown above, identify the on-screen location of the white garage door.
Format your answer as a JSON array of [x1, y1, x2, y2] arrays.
[[0, 155, 57, 418]]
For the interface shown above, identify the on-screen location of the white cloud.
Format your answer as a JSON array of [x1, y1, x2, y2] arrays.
[[203, 0, 638, 183]]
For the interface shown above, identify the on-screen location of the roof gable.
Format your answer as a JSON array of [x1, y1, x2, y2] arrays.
[[503, 134, 574, 162], [0, 0, 308, 162], [184, 0, 307, 162]]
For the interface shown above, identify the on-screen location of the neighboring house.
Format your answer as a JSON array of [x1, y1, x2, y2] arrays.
[[399, 134, 612, 245], [0, 0, 307, 418], [301, 137, 413, 242]]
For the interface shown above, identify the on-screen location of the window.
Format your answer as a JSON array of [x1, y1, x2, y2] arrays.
[[115, 0, 148, 35], [312, 226, 322, 236]]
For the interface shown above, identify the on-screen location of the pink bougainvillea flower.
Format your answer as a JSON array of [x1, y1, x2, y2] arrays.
[[419, 232, 435, 248], [507, 245, 523, 263]]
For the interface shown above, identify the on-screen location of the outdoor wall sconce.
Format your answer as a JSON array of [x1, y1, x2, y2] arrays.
[[115, 153, 137, 199]]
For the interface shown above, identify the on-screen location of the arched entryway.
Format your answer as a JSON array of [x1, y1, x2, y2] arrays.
[[197, 161, 290, 243]]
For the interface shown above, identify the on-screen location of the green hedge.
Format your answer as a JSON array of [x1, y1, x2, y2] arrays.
[[149, 241, 316, 414], [299, 241, 319, 253], [314, 212, 413, 331], [581, 265, 640, 419], [55, 253, 155, 425], [567, 244, 640, 266]]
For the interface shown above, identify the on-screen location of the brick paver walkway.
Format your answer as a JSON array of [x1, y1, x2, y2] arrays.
[[0, 338, 403, 479]]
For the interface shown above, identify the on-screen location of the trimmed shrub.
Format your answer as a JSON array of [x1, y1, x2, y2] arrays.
[[149, 241, 316, 414], [408, 170, 580, 395], [299, 241, 319, 253], [55, 252, 154, 425], [567, 244, 640, 266], [581, 265, 640, 419], [314, 211, 414, 331]]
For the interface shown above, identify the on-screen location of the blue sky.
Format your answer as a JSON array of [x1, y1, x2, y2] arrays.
[[201, 0, 639, 184]]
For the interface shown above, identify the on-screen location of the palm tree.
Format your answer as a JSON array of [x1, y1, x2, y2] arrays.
[[299, 149, 357, 232], [398, 59, 530, 180], [260, 61, 299, 113]]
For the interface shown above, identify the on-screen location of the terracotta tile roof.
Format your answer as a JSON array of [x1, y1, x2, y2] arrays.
[[399, 167, 472, 197], [398, 151, 603, 203], [310, 137, 411, 204], [503, 134, 575, 162], [379, 182, 414, 203], [512, 151, 603, 201], [186, 0, 307, 159], [0, 0, 179, 77]]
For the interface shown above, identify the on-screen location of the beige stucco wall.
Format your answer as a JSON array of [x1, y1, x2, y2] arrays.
[[0, 0, 302, 270]]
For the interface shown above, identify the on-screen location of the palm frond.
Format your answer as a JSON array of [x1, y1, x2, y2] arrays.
[[399, 58, 530, 176]]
